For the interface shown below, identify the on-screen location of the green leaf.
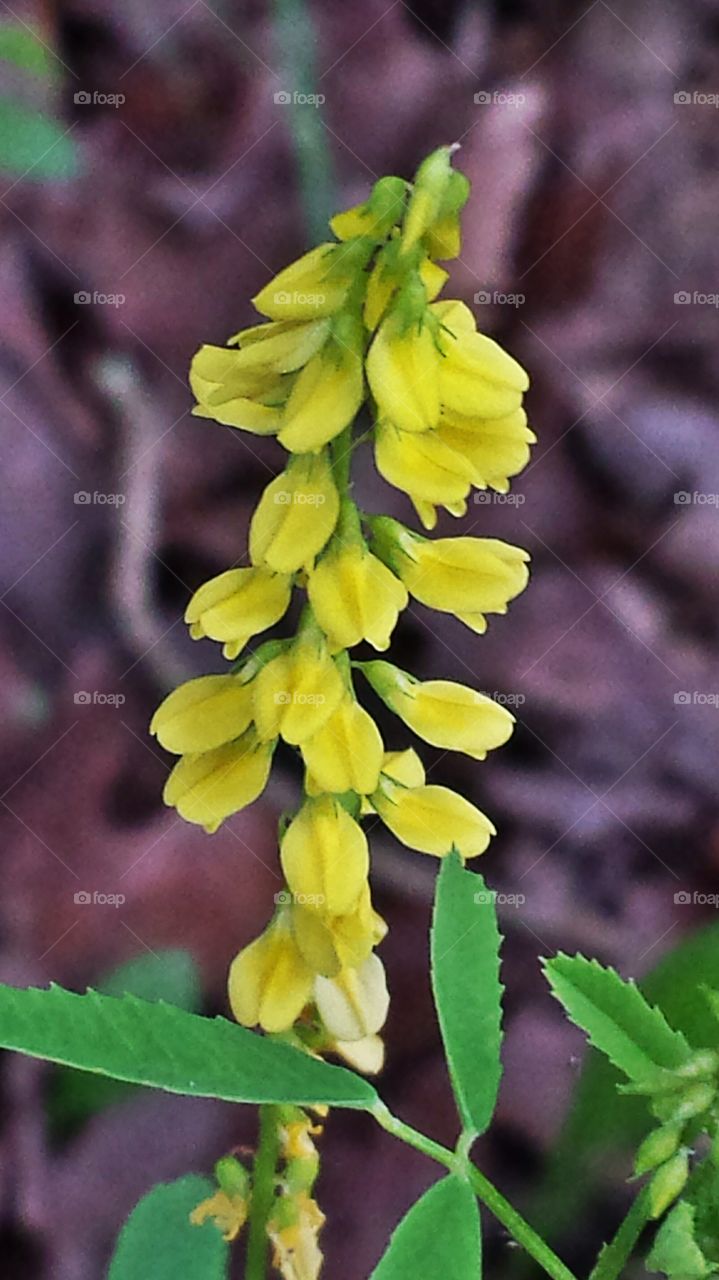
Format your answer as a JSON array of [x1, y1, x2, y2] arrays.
[[0, 99, 76, 179], [108, 1175, 229, 1280], [544, 954, 691, 1083], [431, 853, 503, 1136], [0, 983, 378, 1109], [0, 25, 56, 77], [370, 1175, 481, 1279], [646, 1201, 711, 1279], [48, 950, 202, 1137]]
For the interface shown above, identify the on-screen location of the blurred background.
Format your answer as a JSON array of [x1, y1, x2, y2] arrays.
[[0, 0, 718, 1275]]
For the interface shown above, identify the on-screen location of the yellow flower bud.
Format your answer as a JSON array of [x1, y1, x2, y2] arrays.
[[437, 309, 529, 419], [278, 338, 364, 454], [314, 953, 389, 1042], [361, 662, 514, 760], [307, 538, 408, 653], [228, 911, 313, 1033], [252, 244, 353, 320], [252, 631, 344, 745], [191, 320, 329, 399], [332, 1033, 385, 1075], [291, 884, 383, 978], [150, 674, 255, 755], [373, 418, 474, 519], [371, 518, 530, 632], [185, 566, 292, 661], [281, 796, 369, 917], [366, 315, 440, 433], [372, 776, 496, 858], [330, 175, 407, 242], [401, 146, 456, 254], [300, 696, 384, 795], [249, 453, 340, 574], [438, 406, 536, 493], [163, 728, 273, 833]]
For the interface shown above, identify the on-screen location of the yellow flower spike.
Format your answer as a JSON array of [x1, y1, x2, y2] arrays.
[[280, 795, 369, 917], [371, 517, 530, 632], [366, 312, 440, 434], [373, 418, 475, 513], [252, 244, 354, 320], [360, 661, 515, 760], [437, 406, 536, 492], [163, 727, 274, 833], [300, 695, 384, 795], [249, 452, 340, 574], [252, 630, 344, 745], [229, 911, 314, 1033], [150, 674, 255, 755], [277, 332, 365, 454], [185, 566, 292, 661], [372, 776, 496, 858], [307, 510, 408, 652], [314, 953, 390, 1043]]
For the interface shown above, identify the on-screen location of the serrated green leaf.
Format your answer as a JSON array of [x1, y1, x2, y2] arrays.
[[647, 1201, 711, 1279], [370, 1175, 481, 1279], [0, 25, 56, 77], [544, 954, 691, 1083], [0, 983, 378, 1108], [0, 99, 76, 178], [431, 853, 503, 1136], [108, 1175, 229, 1280]]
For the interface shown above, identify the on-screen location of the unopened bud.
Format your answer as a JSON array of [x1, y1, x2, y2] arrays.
[[215, 1156, 250, 1200], [648, 1149, 690, 1220], [634, 1123, 683, 1176]]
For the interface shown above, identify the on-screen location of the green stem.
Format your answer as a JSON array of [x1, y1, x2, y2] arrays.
[[372, 1105, 578, 1280], [245, 1104, 281, 1280], [587, 1188, 652, 1280], [272, 0, 334, 242]]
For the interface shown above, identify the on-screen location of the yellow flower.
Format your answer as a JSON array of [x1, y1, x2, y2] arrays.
[[163, 727, 273, 833], [291, 884, 384, 978], [372, 775, 495, 858], [252, 630, 344, 745], [249, 452, 340, 574], [300, 696, 384, 795], [277, 331, 364, 454], [185, 566, 292, 661], [373, 418, 475, 527], [307, 531, 408, 653], [363, 246, 447, 331], [228, 910, 313, 1033], [400, 146, 457, 254], [314, 953, 390, 1042], [150, 674, 254, 755], [269, 1190, 325, 1280], [360, 747, 426, 815], [252, 244, 355, 320], [280, 795, 369, 917], [360, 661, 515, 760], [434, 300, 529, 418], [331, 1033, 385, 1075], [329, 174, 407, 242], [366, 311, 440, 433], [371, 517, 530, 633], [437, 405, 536, 493]]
